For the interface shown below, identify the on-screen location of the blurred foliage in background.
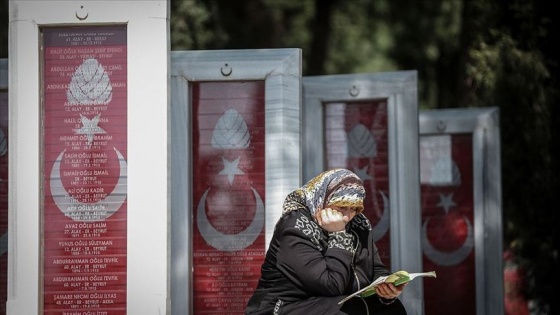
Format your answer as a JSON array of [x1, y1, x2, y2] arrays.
[[2, 0, 558, 313]]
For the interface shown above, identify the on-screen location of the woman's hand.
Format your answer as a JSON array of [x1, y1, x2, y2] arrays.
[[376, 282, 407, 300], [316, 208, 349, 232]]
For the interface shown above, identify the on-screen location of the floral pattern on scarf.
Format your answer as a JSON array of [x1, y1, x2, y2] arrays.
[[285, 169, 371, 253], [294, 214, 323, 250], [282, 168, 365, 218]]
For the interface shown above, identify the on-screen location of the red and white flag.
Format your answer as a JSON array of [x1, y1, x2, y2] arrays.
[[192, 81, 266, 314], [324, 101, 392, 266], [420, 134, 475, 315]]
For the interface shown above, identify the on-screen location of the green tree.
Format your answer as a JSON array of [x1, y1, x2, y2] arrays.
[[384, 0, 559, 313]]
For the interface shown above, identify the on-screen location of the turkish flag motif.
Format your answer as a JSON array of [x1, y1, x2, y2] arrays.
[[420, 134, 475, 315], [42, 26, 128, 314], [324, 100, 392, 266], [192, 81, 266, 315]]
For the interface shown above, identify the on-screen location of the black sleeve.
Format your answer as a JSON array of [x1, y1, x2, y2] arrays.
[[275, 216, 356, 296]]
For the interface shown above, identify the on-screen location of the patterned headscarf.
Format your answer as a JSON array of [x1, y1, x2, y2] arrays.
[[282, 168, 365, 217]]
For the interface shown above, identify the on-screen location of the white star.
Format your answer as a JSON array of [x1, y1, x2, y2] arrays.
[[75, 113, 106, 146], [436, 193, 456, 214], [219, 156, 244, 185], [353, 165, 372, 182]]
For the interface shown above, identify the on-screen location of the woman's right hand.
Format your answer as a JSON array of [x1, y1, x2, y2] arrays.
[[316, 208, 349, 232]]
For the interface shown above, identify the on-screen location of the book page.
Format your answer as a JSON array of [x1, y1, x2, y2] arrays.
[[338, 271, 436, 304]]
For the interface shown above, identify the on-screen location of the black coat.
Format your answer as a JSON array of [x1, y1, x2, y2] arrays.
[[245, 208, 392, 314]]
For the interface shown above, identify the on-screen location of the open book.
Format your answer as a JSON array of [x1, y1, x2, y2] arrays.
[[338, 270, 436, 304]]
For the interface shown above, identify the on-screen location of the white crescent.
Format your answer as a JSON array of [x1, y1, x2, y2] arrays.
[[50, 148, 127, 222], [372, 191, 390, 241], [422, 215, 474, 266], [197, 187, 264, 252]]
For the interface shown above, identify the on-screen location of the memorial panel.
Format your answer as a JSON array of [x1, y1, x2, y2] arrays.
[[42, 25, 128, 315], [420, 134, 475, 315], [192, 81, 266, 314], [324, 100, 391, 266]]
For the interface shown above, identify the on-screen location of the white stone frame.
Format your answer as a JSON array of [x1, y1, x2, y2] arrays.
[[419, 107, 503, 315], [302, 71, 423, 314], [170, 49, 302, 314], [0, 58, 6, 258], [8, 1, 169, 314]]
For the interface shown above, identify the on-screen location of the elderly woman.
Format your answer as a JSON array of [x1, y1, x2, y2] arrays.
[[245, 169, 407, 315]]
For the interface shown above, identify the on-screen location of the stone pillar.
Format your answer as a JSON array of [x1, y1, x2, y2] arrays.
[[8, 1, 169, 314]]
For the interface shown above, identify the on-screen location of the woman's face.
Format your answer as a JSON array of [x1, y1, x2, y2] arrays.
[[327, 205, 360, 222]]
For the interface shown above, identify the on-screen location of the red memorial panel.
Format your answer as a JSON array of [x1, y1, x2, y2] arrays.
[[324, 101, 391, 266], [0, 89, 8, 315], [42, 25, 128, 315], [192, 81, 266, 314], [420, 134, 475, 315]]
